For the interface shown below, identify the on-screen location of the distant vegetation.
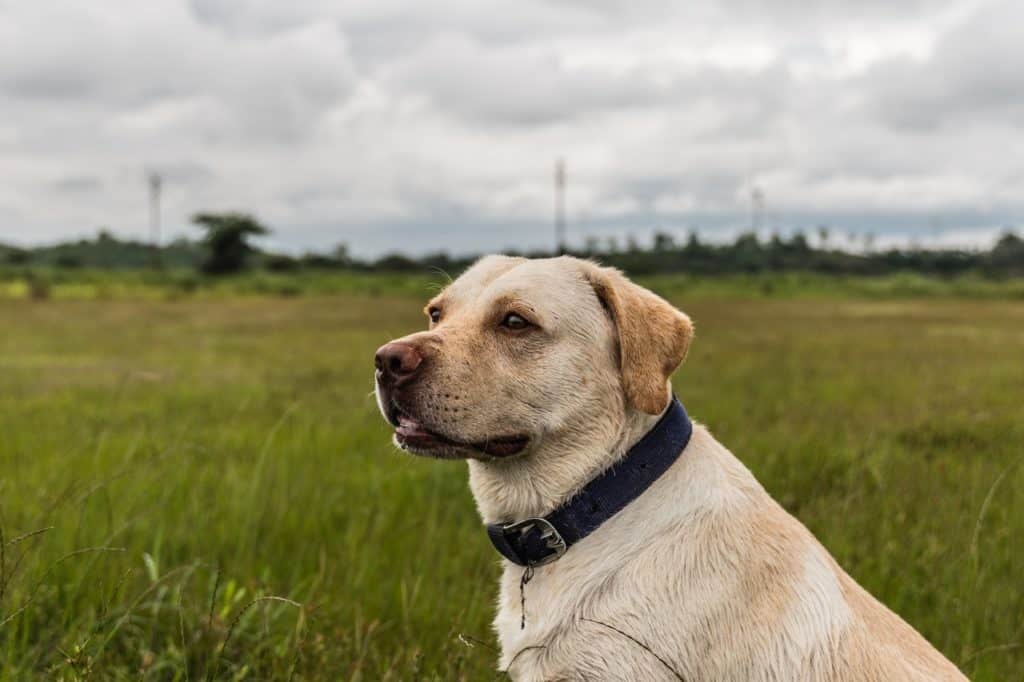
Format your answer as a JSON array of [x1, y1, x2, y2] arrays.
[[2, 213, 1022, 278], [0, 229, 204, 269]]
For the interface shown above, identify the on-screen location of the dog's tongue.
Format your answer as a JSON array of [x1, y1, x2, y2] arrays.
[[396, 415, 430, 438], [394, 414, 528, 457]]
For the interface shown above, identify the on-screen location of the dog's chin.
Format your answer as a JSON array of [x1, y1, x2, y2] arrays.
[[390, 412, 530, 460]]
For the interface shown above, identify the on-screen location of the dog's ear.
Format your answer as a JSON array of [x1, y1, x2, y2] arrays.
[[583, 264, 694, 415]]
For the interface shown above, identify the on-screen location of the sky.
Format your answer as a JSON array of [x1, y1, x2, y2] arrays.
[[1, 0, 1022, 256]]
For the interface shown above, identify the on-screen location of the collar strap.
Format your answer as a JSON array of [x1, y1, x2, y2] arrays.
[[486, 397, 693, 567]]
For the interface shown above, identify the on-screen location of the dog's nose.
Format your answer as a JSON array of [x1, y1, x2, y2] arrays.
[[375, 342, 423, 383]]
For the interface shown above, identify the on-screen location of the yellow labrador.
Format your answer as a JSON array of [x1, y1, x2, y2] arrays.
[[374, 255, 965, 681]]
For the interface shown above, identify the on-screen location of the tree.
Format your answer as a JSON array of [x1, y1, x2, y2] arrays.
[[989, 230, 1024, 273], [192, 212, 269, 274], [652, 231, 675, 252], [332, 243, 352, 266], [3, 246, 30, 265], [683, 231, 703, 253], [817, 225, 831, 249], [788, 231, 811, 252]]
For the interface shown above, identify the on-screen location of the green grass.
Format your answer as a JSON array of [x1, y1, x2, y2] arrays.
[[0, 277, 1022, 679]]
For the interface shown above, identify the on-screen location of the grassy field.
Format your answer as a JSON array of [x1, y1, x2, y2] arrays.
[[1, 275, 1022, 679]]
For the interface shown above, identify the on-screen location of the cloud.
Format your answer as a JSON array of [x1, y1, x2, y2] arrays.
[[0, 0, 1021, 253], [864, 0, 1024, 130], [0, 4, 356, 142], [51, 175, 104, 193]]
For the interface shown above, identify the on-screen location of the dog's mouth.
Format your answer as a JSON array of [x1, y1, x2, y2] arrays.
[[387, 402, 529, 458]]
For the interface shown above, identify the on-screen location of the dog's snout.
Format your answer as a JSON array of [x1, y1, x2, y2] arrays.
[[375, 342, 423, 383]]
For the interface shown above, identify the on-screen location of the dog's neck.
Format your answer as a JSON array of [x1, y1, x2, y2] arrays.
[[467, 403, 665, 524]]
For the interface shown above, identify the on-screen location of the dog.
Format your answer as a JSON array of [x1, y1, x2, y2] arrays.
[[374, 255, 966, 681]]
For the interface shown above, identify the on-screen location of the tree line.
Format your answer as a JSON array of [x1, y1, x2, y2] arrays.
[[2, 212, 1022, 277]]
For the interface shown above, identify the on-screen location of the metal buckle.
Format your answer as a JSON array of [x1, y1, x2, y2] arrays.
[[502, 518, 567, 567]]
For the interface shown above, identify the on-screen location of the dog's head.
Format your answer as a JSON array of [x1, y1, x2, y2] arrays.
[[374, 255, 693, 460]]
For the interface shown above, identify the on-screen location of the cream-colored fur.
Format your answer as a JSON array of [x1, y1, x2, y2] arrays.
[[374, 255, 966, 681]]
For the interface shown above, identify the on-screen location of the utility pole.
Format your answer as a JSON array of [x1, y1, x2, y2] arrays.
[[750, 185, 765, 234], [554, 158, 566, 254], [148, 171, 162, 267]]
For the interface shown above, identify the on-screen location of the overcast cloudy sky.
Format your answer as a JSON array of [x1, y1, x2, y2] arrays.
[[1, 0, 1021, 255]]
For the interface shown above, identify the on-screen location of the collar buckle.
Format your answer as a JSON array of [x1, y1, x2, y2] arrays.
[[501, 517, 567, 567]]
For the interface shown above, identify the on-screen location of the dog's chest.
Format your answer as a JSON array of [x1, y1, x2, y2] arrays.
[[493, 552, 712, 680], [492, 525, 732, 680], [494, 548, 851, 682], [490, 494, 855, 681]]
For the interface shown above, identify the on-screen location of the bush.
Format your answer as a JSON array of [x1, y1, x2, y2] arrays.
[[25, 272, 51, 300], [264, 254, 300, 272]]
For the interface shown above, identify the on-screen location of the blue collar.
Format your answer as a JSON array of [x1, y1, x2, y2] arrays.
[[486, 397, 693, 567]]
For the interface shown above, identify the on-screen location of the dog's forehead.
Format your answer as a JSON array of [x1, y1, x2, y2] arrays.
[[486, 259, 586, 299], [446, 255, 525, 298], [445, 257, 590, 312]]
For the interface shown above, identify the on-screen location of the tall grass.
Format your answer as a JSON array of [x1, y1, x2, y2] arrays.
[[0, 281, 1021, 679]]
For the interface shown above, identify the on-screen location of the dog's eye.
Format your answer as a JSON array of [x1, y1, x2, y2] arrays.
[[500, 313, 531, 331], [428, 308, 441, 324]]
